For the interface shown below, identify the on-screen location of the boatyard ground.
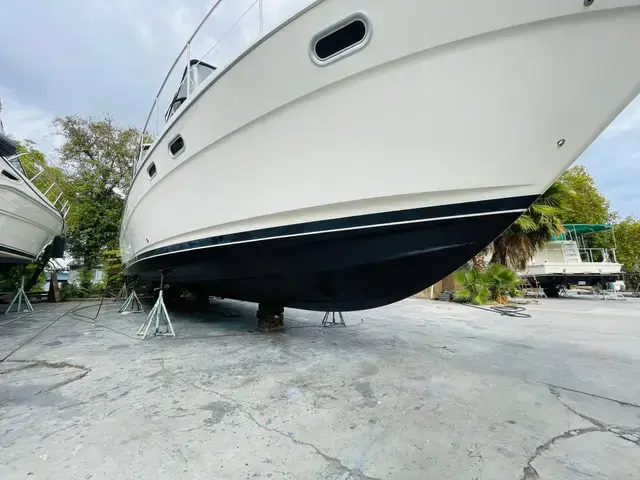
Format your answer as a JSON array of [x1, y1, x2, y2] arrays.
[[1, 296, 640, 479]]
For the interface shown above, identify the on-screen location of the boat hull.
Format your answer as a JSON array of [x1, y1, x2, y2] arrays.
[[122, 0, 640, 310], [125, 196, 531, 310], [0, 157, 64, 268]]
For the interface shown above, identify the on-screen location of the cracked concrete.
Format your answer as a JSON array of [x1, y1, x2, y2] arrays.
[[1, 297, 639, 479], [519, 386, 640, 479]]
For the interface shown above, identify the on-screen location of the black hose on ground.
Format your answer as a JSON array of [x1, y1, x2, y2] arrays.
[[69, 294, 107, 321], [461, 303, 531, 318]]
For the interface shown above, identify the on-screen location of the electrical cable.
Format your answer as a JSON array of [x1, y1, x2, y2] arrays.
[[69, 294, 107, 321], [0, 303, 79, 363], [461, 303, 531, 318], [0, 312, 33, 327]]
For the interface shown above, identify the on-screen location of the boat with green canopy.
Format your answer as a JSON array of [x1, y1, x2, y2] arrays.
[[520, 223, 621, 297]]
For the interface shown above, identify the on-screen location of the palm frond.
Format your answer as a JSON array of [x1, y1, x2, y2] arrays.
[[515, 215, 538, 233]]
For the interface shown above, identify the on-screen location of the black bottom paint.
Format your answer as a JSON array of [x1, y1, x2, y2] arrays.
[[0, 244, 34, 268], [525, 274, 621, 287], [125, 196, 535, 311]]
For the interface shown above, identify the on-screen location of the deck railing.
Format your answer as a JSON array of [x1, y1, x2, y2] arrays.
[[135, 0, 313, 172], [578, 247, 617, 264], [6, 153, 70, 218]]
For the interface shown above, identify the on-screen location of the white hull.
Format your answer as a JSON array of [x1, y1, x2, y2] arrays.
[[521, 239, 622, 283], [0, 156, 64, 264], [121, 0, 640, 309], [524, 263, 622, 277]]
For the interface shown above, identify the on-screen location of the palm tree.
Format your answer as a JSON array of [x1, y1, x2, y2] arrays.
[[491, 182, 573, 270]]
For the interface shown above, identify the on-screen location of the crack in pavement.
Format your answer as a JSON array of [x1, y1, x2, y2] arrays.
[[241, 407, 381, 480], [159, 360, 380, 480], [544, 383, 640, 409], [0, 359, 91, 401], [520, 387, 640, 480], [3, 359, 89, 371], [520, 426, 601, 479]]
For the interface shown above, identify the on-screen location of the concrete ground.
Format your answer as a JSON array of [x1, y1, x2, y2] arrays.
[[1, 295, 639, 479]]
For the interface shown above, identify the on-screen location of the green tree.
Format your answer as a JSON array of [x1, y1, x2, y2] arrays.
[[613, 217, 640, 273], [491, 182, 573, 270], [484, 263, 523, 304], [53, 115, 141, 268], [454, 264, 523, 305], [557, 165, 613, 224], [453, 268, 491, 305], [103, 249, 124, 292]]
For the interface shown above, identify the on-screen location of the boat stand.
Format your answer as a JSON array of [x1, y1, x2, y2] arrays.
[[114, 283, 128, 302], [137, 274, 175, 339], [5, 277, 33, 314], [322, 311, 346, 327], [119, 290, 144, 313], [594, 285, 626, 301]]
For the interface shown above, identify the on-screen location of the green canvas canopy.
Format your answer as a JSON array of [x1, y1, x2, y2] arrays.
[[552, 224, 614, 241], [562, 224, 613, 235]]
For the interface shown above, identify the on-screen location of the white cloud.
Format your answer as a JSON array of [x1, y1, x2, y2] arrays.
[[136, 22, 154, 46], [1, 89, 62, 156], [170, 5, 197, 43]]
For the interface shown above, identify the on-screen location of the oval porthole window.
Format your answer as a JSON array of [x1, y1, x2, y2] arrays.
[[1, 169, 20, 181], [312, 15, 370, 64], [147, 162, 157, 179], [169, 135, 185, 157]]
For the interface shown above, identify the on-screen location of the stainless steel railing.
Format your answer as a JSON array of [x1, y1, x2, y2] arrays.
[[6, 153, 70, 218], [578, 247, 618, 264], [135, 0, 313, 172]]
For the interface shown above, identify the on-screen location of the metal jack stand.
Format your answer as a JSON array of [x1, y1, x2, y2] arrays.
[[322, 311, 346, 327], [137, 274, 175, 339], [114, 283, 128, 302], [5, 276, 33, 314], [119, 290, 144, 313]]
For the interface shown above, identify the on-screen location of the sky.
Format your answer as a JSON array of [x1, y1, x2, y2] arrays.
[[1, 0, 639, 218]]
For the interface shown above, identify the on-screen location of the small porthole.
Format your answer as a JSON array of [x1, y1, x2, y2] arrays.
[[147, 163, 157, 179], [312, 15, 370, 65], [1, 170, 20, 181], [169, 135, 185, 157]]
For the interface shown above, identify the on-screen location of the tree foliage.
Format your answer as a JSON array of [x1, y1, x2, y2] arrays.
[[454, 264, 523, 305], [53, 115, 138, 194], [454, 267, 491, 305], [557, 165, 613, 224], [613, 217, 640, 273], [484, 263, 524, 304], [53, 115, 140, 268], [14, 139, 70, 195], [103, 249, 124, 291], [491, 182, 573, 270], [0, 116, 139, 294]]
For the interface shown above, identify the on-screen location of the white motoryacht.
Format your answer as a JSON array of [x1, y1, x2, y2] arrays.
[[120, 0, 640, 311], [0, 102, 68, 272], [520, 224, 623, 296]]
